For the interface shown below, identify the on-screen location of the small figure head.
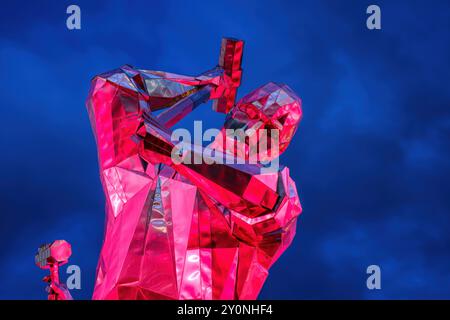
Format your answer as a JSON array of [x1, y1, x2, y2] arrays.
[[35, 240, 72, 269]]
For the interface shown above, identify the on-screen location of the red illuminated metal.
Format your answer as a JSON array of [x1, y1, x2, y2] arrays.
[[35, 240, 73, 300]]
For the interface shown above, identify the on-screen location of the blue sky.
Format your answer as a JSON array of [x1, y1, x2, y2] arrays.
[[0, 0, 449, 299]]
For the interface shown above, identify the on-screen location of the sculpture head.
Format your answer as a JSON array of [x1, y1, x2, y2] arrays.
[[222, 82, 302, 161]]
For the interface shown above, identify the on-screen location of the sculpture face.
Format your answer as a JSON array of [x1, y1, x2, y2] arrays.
[[223, 82, 302, 161], [86, 39, 303, 300]]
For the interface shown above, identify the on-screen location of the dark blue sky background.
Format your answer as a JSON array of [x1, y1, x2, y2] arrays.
[[1, 0, 450, 299]]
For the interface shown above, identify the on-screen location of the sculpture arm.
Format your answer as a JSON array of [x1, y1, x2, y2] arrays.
[[137, 121, 302, 256]]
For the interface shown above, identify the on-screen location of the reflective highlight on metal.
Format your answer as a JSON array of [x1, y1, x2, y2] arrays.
[[86, 38, 303, 300]]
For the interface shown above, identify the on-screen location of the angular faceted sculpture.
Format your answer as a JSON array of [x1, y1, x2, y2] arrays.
[[86, 38, 303, 300]]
